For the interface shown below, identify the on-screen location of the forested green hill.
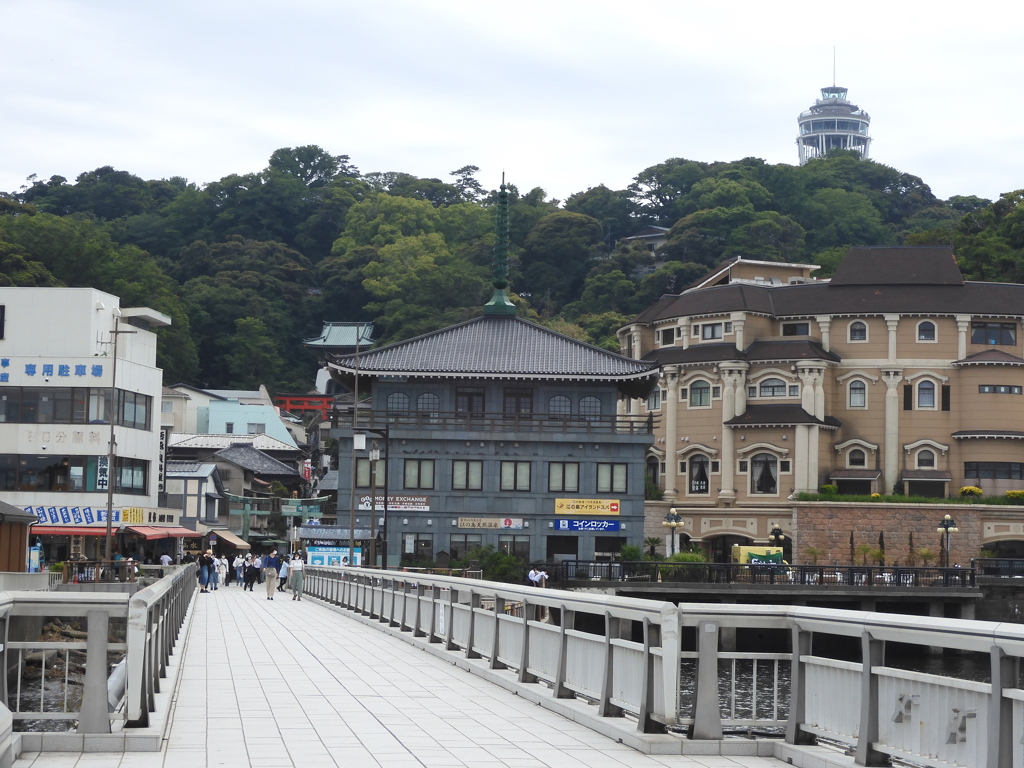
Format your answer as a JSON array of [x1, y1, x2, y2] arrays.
[[0, 146, 1017, 392]]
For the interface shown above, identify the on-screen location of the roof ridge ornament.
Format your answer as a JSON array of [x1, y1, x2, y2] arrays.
[[483, 174, 517, 316]]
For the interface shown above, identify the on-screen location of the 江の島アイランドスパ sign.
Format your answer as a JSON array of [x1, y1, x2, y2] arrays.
[[554, 499, 620, 515]]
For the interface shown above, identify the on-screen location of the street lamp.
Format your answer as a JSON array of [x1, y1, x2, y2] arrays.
[[768, 522, 785, 546], [357, 426, 390, 568], [937, 513, 958, 568], [662, 508, 683, 556]]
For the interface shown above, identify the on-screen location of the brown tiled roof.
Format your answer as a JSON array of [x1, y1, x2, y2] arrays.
[[745, 340, 841, 363], [643, 343, 744, 366], [953, 349, 1024, 366], [829, 469, 881, 479], [829, 246, 963, 286], [900, 470, 952, 480], [725, 404, 841, 429]]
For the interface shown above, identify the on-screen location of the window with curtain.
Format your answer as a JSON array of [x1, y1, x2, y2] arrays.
[[849, 449, 866, 467], [918, 321, 936, 341], [689, 455, 710, 494], [917, 450, 935, 468], [451, 460, 483, 490], [597, 463, 627, 493], [500, 461, 530, 492], [849, 380, 866, 407], [918, 380, 935, 408], [548, 462, 579, 493], [759, 378, 787, 397], [750, 453, 778, 494], [849, 321, 867, 341], [404, 459, 434, 489]]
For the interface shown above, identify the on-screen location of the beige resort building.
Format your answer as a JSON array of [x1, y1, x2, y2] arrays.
[[619, 247, 1024, 562]]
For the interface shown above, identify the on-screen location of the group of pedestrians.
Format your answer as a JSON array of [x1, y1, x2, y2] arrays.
[[231, 549, 306, 600], [197, 550, 229, 593]]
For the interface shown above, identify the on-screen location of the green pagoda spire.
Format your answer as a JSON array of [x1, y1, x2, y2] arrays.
[[483, 176, 516, 316]]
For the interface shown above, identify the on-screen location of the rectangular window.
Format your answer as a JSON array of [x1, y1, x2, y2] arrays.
[[710, 460, 720, 473], [659, 329, 674, 346], [500, 461, 530, 492], [503, 387, 533, 416], [679, 387, 688, 401], [972, 322, 1016, 346], [903, 384, 913, 411], [404, 459, 434, 490], [452, 460, 483, 491], [647, 389, 661, 410], [701, 323, 723, 340], [712, 386, 721, 398], [941, 385, 951, 411], [980, 385, 1022, 394], [247, 423, 266, 435], [498, 534, 530, 560], [225, 422, 234, 434], [782, 322, 810, 336], [115, 457, 148, 495], [966, 462, 1024, 479], [456, 387, 485, 413], [161, 400, 173, 413], [724, 321, 733, 333], [738, 460, 748, 473], [355, 458, 384, 488], [788, 385, 800, 397], [449, 533, 483, 560], [548, 462, 579, 493], [780, 460, 791, 473], [597, 463, 627, 493]]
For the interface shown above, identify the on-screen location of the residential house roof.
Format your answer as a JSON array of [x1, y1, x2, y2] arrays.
[[304, 322, 375, 349], [168, 433, 300, 453], [724, 404, 841, 430], [214, 444, 299, 476]]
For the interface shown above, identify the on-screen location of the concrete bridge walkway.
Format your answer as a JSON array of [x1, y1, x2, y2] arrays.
[[13, 584, 783, 768]]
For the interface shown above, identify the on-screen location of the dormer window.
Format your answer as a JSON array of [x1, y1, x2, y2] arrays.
[[782, 322, 810, 336], [701, 323, 723, 340]]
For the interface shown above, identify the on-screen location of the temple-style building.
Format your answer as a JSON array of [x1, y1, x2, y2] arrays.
[[325, 183, 659, 565]]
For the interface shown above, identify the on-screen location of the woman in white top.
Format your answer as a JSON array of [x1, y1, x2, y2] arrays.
[[290, 553, 305, 600], [215, 556, 227, 590]]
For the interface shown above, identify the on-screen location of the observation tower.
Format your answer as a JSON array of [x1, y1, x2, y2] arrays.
[[796, 85, 871, 164]]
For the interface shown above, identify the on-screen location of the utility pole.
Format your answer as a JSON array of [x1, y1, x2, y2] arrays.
[[102, 313, 136, 576], [347, 324, 363, 566]]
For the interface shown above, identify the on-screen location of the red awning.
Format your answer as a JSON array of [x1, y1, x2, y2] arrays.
[[126, 526, 203, 540], [32, 526, 111, 537]]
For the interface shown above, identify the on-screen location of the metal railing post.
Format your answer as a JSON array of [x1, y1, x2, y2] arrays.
[[553, 605, 574, 699], [786, 626, 814, 745], [988, 645, 1018, 768], [598, 611, 622, 718], [855, 631, 886, 766], [465, 590, 481, 660], [79, 610, 111, 734], [692, 620, 723, 739], [518, 600, 537, 683]]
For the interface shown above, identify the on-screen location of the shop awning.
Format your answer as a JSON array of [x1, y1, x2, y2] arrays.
[[208, 529, 250, 549], [32, 526, 110, 537], [126, 526, 204, 540]]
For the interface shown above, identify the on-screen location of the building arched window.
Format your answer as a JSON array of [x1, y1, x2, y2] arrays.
[[849, 449, 866, 467], [387, 392, 410, 412], [548, 395, 571, 416], [689, 381, 711, 407], [849, 380, 866, 408], [918, 321, 936, 341], [849, 321, 867, 341], [750, 453, 778, 495], [918, 380, 936, 408], [759, 378, 787, 397], [917, 449, 935, 468], [417, 393, 439, 423], [579, 396, 601, 419], [689, 455, 710, 495]]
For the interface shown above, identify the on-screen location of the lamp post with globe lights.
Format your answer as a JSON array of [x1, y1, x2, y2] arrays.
[[662, 508, 684, 556], [937, 514, 958, 569]]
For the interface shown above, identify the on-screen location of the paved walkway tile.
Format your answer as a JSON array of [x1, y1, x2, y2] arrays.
[[14, 584, 783, 768]]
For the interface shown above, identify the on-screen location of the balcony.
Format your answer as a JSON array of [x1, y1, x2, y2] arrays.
[[330, 409, 653, 436]]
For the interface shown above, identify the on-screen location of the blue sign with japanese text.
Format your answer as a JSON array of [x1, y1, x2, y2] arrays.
[[554, 520, 621, 532]]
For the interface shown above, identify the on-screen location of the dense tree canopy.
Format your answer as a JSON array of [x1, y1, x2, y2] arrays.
[[1, 145, 1015, 392]]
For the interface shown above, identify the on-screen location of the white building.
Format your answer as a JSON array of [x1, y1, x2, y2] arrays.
[[0, 287, 173, 561]]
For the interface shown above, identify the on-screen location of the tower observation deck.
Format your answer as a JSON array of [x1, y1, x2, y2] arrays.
[[796, 85, 871, 164]]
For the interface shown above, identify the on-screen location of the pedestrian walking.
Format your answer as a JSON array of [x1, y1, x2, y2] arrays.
[[244, 554, 259, 591], [233, 554, 244, 585], [277, 557, 290, 592], [199, 551, 211, 593], [290, 552, 304, 601], [263, 550, 282, 600], [215, 555, 227, 590], [527, 567, 539, 587]]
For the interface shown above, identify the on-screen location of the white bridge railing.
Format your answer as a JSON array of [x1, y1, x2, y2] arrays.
[[306, 566, 1024, 768], [0, 563, 195, 750]]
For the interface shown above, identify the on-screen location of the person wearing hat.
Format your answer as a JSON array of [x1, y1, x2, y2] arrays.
[[262, 549, 282, 600]]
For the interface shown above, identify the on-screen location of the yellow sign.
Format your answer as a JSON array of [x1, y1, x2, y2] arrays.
[[554, 499, 620, 515], [122, 507, 145, 525]]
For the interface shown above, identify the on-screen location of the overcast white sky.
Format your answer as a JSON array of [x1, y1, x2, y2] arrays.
[[3, 0, 1024, 204]]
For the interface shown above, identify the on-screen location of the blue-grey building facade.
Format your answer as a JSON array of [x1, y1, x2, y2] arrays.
[[325, 315, 659, 565]]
